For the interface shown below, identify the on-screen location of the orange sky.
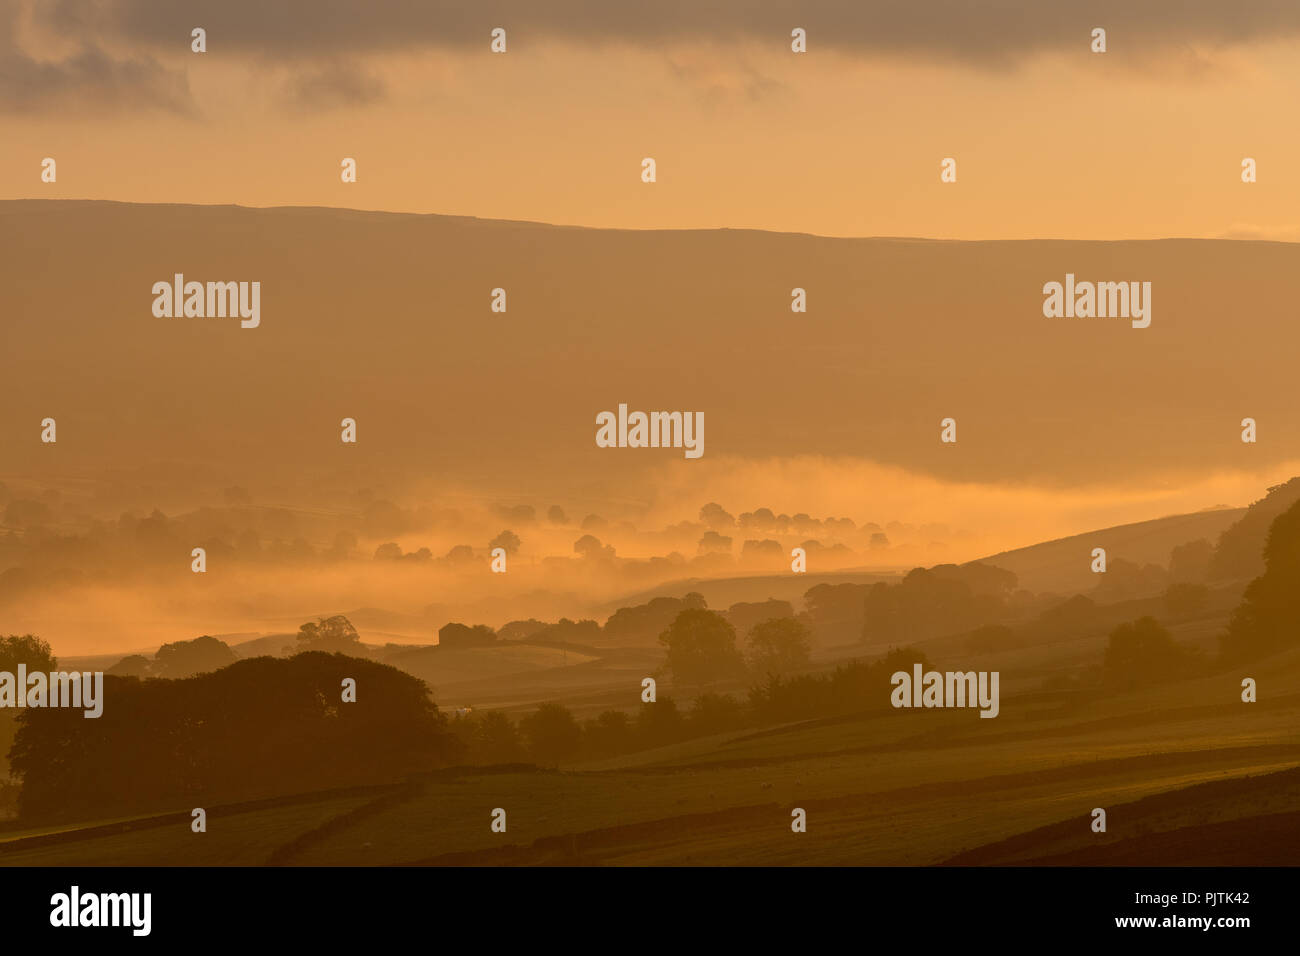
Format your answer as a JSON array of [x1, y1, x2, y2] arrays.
[[3, 3, 1300, 239]]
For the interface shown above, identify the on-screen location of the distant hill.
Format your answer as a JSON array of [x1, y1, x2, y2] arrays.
[[597, 570, 900, 619], [973, 508, 1244, 594], [230, 633, 297, 658], [6, 200, 1300, 495]]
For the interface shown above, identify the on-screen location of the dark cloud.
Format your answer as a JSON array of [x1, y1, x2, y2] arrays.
[[285, 61, 386, 109], [0, 42, 191, 114], [5, 0, 1297, 114], [28, 0, 1300, 63], [0, 2, 190, 113]]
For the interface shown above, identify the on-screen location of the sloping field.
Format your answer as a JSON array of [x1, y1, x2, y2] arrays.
[[5, 644, 1294, 866], [975, 508, 1245, 595]]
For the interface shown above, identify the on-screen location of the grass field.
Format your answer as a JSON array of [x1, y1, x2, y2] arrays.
[[4, 641, 1294, 866]]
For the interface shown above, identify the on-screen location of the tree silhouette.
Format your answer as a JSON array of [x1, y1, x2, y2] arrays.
[[438, 622, 497, 649], [1103, 616, 1201, 689], [1222, 498, 1300, 661], [746, 618, 812, 677], [295, 615, 365, 655], [0, 635, 56, 778], [658, 609, 744, 688], [519, 702, 581, 766], [153, 634, 237, 678], [10, 652, 458, 821], [489, 529, 521, 554]]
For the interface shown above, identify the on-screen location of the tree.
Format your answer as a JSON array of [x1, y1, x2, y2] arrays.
[[1210, 477, 1300, 581], [746, 618, 812, 677], [3, 500, 52, 529], [1103, 616, 1200, 689], [471, 710, 525, 764], [740, 539, 783, 562], [949, 562, 1018, 598], [574, 534, 615, 559], [582, 710, 633, 757], [697, 530, 733, 555], [153, 635, 238, 678], [443, 544, 475, 565], [604, 594, 707, 644], [489, 529, 521, 555], [329, 530, 358, 560], [0, 634, 55, 673], [106, 654, 153, 678], [437, 622, 497, 649], [1222, 498, 1300, 661], [658, 609, 744, 687], [0, 635, 57, 778], [295, 615, 363, 654], [10, 652, 458, 821], [1168, 538, 1213, 583], [1093, 558, 1169, 602], [727, 599, 794, 638], [497, 619, 548, 642], [699, 502, 735, 530], [520, 702, 581, 766], [635, 695, 684, 747], [803, 581, 871, 644], [493, 504, 535, 525]]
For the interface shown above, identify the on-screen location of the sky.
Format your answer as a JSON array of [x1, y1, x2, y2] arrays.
[[3, 0, 1300, 239], [6, 2, 1300, 655]]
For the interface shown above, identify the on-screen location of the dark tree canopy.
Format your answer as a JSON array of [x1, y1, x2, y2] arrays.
[[296, 615, 363, 654], [1222, 498, 1300, 662], [658, 609, 744, 687], [10, 652, 458, 821], [746, 618, 812, 677], [0, 635, 57, 778], [1103, 616, 1202, 689], [604, 593, 707, 644], [438, 622, 497, 649], [1210, 477, 1300, 581], [153, 634, 238, 678], [519, 702, 581, 766]]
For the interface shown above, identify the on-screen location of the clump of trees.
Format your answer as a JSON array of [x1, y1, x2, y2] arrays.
[[745, 618, 812, 677], [450, 643, 931, 768], [657, 609, 745, 687], [10, 652, 459, 822], [110, 634, 238, 680], [0, 634, 57, 815], [296, 614, 364, 654], [862, 563, 1016, 644], [1102, 616, 1204, 689], [1210, 477, 1300, 581], [1221, 498, 1300, 662], [437, 622, 497, 649], [604, 593, 706, 644]]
